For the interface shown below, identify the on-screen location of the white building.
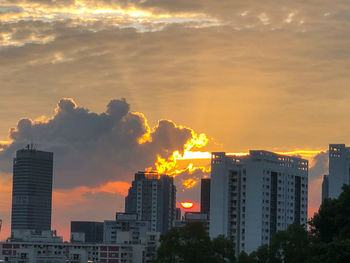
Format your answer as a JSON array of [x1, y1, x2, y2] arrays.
[[0, 241, 138, 263], [326, 144, 350, 199], [103, 213, 151, 244], [1, 229, 158, 263], [209, 151, 308, 254]]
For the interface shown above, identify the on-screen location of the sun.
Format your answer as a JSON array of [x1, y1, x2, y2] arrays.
[[180, 201, 194, 209]]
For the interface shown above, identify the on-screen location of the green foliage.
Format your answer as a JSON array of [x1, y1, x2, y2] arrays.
[[154, 222, 236, 263], [308, 239, 350, 263], [249, 245, 269, 263], [212, 235, 236, 263], [237, 251, 255, 263], [269, 224, 310, 263], [309, 185, 350, 243]]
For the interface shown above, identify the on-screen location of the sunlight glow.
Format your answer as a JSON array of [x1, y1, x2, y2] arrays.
[[180, 201, 194, 209]]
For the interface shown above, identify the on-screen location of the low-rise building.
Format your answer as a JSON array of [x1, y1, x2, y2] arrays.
[[0, 228, 158, 263], [104, 213, 151, 245]]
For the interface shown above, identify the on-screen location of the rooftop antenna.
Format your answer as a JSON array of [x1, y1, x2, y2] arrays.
[[25, 142, 36, 151]]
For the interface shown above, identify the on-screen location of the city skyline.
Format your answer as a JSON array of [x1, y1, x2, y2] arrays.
[[0, 99, 332, 241], [1, 0, 349, 242]]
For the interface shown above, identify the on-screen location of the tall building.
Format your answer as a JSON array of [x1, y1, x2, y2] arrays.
[[200, 178, 211, 215], [327, 144, 350, 199], [210, 151, 308, 254], [11, 145, 53, 233], [71, 221, 104, 243], [322, 174, 329, 202], [125, 172, 176, 233]]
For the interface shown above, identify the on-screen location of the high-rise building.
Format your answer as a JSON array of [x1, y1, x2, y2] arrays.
[[71, 221, 104, 243], [11, 145, 53, 233], [200, 178, 211, 215], [125, 172, 176, 233], [322, 174, 329, 202], [327, 144, 350, 199], [210, 151, 308, 254]]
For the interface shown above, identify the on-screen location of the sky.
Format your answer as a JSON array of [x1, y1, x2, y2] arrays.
[[0, 0, 349, 240]]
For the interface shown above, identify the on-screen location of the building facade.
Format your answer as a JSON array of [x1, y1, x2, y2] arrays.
[[11, 146, 53, 233], [326, 144, 350, 199], [209, 151, 308, 254], [175, 212, 209, 233], [103, 213, 150, 244], [125, 172, 176, 233], [200, 178, 211, 216], [1, 230, 158, 263], [0, 241, 144, 263], [321, 175, 329, 202], [71, 221, 104, 243]]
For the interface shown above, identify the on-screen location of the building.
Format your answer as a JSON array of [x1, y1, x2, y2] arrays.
[[0, 241, 142, 263], [327, 144, 350, 199], [125, 172, 176, 233], [103, 213, 150, 244], [210, 151, 308, 254], [200, 178, 211, 216], [175, 208, 181, 221], [175, 212, 209, 232], [10, 230, 62, 243], [11, 145, 53, 233], [71, 221, 104, 243], [0, 230, 157, 263], [321, 175, 329, 202]]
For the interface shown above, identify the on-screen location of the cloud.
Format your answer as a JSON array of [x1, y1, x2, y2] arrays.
[[0, 98, 203, 189], [308, 151, 329, 217], [0, 19, 350, 152], [309, 151, 328, 181]]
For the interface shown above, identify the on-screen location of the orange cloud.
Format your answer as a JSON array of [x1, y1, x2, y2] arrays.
[[53, 180, 130, 209], [183, 178, 198, 189]]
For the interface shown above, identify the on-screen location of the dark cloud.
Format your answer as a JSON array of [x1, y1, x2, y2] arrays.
[[308, 151, 329, 215], [0, 98, 198, 189], [309, 151, 329, 181]]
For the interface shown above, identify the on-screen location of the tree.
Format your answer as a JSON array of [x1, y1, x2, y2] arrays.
[[308, 238, 350, 263], [268, 224, 309, 263], [309, 185, 350, 243], [237, 251, 255, 263], [154, 222, 227, 263], [249, 245, 269, 263], [212, 235, 236, 263]]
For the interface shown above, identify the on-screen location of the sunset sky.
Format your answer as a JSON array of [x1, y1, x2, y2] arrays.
[[0, 0, 349, 240]]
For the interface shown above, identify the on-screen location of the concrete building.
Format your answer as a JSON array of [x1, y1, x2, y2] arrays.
[[11, 145, 53, 233], [175, 208, 181, 221], [326, 144, 350, 199], [103, 213, 150, 244], [175, 212, 209, 233], [200, 178, 211, 216], [0, 230, 158, 263], [71, 221, 104, 243], [0, 241, 143, 263], [322, 175, 329, 202], [125, 172, 176, 233], [209, 151, 308, 254]]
